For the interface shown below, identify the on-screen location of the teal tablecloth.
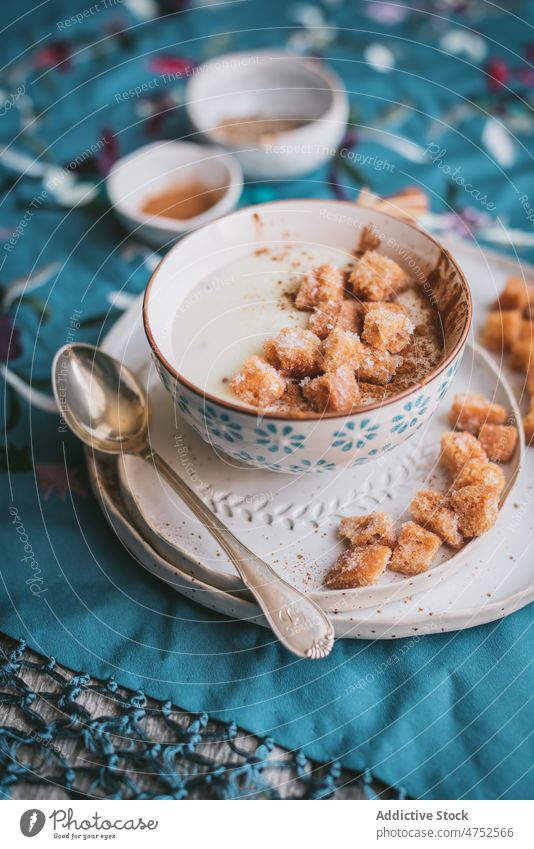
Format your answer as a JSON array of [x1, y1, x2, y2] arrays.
[[1, 0, 534, 799]]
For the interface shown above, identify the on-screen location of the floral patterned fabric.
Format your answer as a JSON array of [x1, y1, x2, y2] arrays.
[[1, 0, 534, 799]]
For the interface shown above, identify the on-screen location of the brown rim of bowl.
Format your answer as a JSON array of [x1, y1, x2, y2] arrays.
[[142, 199, 472, 421]]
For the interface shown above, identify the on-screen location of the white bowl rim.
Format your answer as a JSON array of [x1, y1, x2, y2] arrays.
[[185, 49, 348, 147], [106, 140, 243, 233], [143, 199, 472, 421]]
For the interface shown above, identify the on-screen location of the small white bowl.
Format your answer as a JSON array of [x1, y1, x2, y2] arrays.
[[186, 51, 348, 179], [106, 141, 243, 249]]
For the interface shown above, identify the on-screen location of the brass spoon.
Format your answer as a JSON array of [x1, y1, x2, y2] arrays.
[[52, 343, 335, 659]]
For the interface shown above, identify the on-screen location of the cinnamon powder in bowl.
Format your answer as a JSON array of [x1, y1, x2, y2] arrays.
[[106, 141, 243, 249], [140, 180, 226, 221]]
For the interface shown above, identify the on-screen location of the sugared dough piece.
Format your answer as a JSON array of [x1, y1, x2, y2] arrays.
[[440, 431, 488, 475], [523, 411, 534, 445], [509, 321, 534, 371], [448, 393, 507, 434], [350, 251, 407, 301], [230, 356, 286, 407], [362, 305, 414, 354], [308, 301, 342, 339], [264, 327, 321, 378], [336, 299, 364, 334], [338, 512, 396, 548], [481, 310, 521, 353], [325, 544, 392, 588], [295, 264, 345, 310], [494, 276, 531, 311], [301, 366, 360, 413], [478, 424, 518, 462], [362, 301, 409, 317], [389, 521, 441, 576], [320, 327, 364, 372], [450, 485, 499, 537], [453, 459, 505, 496], [357, 345, 396, 385], [410, 490, 464, 549]]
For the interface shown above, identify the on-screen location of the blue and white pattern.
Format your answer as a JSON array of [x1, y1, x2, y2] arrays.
[[390, 395, 431, 434], [254, 423, 306, 455], [332, 418, 380, 452]]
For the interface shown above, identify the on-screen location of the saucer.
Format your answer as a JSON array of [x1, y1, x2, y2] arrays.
[[88, 235, 534, 637]]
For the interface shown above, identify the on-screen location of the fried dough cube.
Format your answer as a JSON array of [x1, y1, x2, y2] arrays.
[[453, 459, 505, 496], [510, 321, 534, 371], [450, 485, 499, 537], [523, 411, 534, 445], [478, 423, 518, 462], [494, 276, 531, 311], [362, 305, 414, 353], [440, 431, 488, 476], [295, 264, 345, 310], [308, 300, 342, 339], [447, 393, 507, 434], [264, 327, 321, 378], [350, 251, 407, 301], [230, 356, 286, 407], [357, 344, 396, 385], [321, 327, 364, 372], [481, 310, 522, 353], [389, 521, 441, 576], [301, 365, 360, 412], [336, 299, 364, 334], [325, 544, 391, 588], [410, 490, 464, 549], [338, 512, 396, 548]]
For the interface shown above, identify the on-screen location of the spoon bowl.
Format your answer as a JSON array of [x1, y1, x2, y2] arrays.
[[53, 344, 148, 454]]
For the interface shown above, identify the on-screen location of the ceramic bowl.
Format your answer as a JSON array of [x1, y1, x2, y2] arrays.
[[106, 141, 243, 249], [186, 50, 348, 179], [143, 200, 471, 474]]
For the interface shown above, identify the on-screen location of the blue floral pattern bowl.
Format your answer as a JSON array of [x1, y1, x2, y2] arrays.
[[145, 201, 471, 473]]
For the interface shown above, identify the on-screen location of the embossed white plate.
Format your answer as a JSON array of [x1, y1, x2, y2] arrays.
[[116, 339, 521, 612], [86, 236, 534, 636]]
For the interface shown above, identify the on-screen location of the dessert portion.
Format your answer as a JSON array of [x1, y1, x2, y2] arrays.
[[481, 275, 534, 445], [324, 392, 517, 589], [231, 252, 442, 414]]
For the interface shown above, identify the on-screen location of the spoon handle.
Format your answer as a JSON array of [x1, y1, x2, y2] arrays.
[[145, 449, 335, 659]]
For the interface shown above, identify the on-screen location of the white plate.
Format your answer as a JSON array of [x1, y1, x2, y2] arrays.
[[117, 339, 521, 613], [87, 235, 534, 638]]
